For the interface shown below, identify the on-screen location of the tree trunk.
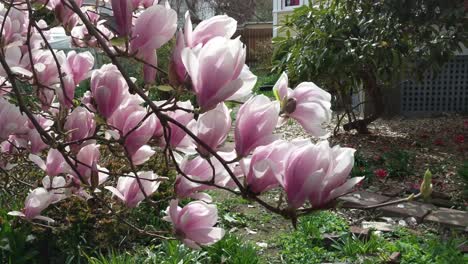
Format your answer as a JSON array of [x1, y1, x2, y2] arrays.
[[343, 70, 384, 134]]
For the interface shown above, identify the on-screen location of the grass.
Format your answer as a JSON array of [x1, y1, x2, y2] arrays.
[[273, 211, 467, 264], [251, 68, 279, 98], [84, 235, 259, 264], [275, 211, 348, 263]]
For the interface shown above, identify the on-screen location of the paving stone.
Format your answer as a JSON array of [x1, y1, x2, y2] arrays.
[[423, 208, 468, 228], [387, 252, 401, 264], [430, 198, 454, 208], [377, 200, 437, 221], [361, 221, 395, 232], [432, 191, 451, 200], [349, 226, 370, 240], [338, 191, 390, 207]]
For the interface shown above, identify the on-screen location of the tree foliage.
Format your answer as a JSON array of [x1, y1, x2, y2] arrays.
[[273, 0, 467, 133]]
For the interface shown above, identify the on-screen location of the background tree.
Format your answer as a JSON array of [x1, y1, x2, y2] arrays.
[[273, 0, 467, 134]]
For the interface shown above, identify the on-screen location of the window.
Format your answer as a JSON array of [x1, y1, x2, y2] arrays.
[[285, 0, 300, 7]]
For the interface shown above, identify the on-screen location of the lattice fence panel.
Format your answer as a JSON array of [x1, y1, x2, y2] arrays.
[[401, 55, 468, 114]]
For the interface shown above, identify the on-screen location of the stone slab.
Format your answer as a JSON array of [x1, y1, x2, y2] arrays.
[[362, 221, 395, 232], [377, 200, 437, 221], [423, 208, 468, 229], [349, 226, 370, 240], [338, 191, 390, 207]]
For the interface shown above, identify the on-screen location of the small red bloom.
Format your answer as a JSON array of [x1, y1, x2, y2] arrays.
[[434, 138, 444, 146], [455, 134, 465, 144], [374, 168, 388, 179], [411, 182, 421, 190]]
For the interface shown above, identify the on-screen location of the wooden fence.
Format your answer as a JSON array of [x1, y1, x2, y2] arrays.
[[235, 22, 273, 68]]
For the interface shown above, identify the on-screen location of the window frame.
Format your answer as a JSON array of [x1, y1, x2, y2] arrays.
[[282, 0, 303, 11]]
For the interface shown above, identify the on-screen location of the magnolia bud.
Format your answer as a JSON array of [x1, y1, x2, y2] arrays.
[[420, 169, 432, 201]]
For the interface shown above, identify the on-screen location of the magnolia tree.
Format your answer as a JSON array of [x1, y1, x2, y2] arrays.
[[0, 0, 416, 250]]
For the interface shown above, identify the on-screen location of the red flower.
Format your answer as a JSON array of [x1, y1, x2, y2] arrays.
[[374, 169, 388, 179], [411, 182, 421, 190], [434, 138, 444, 146], [464, 120, 468, 129], [455, 134, 465, 144]]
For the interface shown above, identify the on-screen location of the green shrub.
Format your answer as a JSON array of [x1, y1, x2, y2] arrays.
[[382, 150, 414, 178], [0, 210, 39, 264]]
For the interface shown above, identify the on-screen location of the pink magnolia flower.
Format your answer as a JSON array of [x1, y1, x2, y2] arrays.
[[170, 31, 187, 84], [64, 107, 96, 146], [164, 200, 225, 249], [152, 114, 164, 138], [235, 95, 280, 157], [75, 143, 108, 186], [107, 103, 157, 165], [54, 75, 76, 108], [181, 36, 248, 111], [29, 148, 70, 177], [278, 141, 362, 209], [30, 49, 70, 108], [130, 2, 177, 83], [164, 100, 195, 149], [0, 46, 32, 78], [27, 114, 54, 154], [81, 91, 96, 112], [0, 5, 27, 46], [31, 49, 67, 87], [105, 171, 160, 208], [0, 97, 29, 141], [273, 73, 332, 137], [54, 0, 83, 32], [240, 140, 290, 194], [1, 135, 27, 154], [175, 156, 232, 202], [171, 12, 237, 84], [66, 51, 94, 85], [132, 0, 156, 9], [184, 12, 237, 48], [374, 168, 388, 179], [8, 187, 54, 223], [91, 64, 130, 118], [111, 0, 133, 37], [42, 175, 67, 203], [71, 20, 114, 48], [190, 102, 231, 156]]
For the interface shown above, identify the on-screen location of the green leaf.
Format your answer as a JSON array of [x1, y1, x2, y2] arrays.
[[156, 85, 174, 92]]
